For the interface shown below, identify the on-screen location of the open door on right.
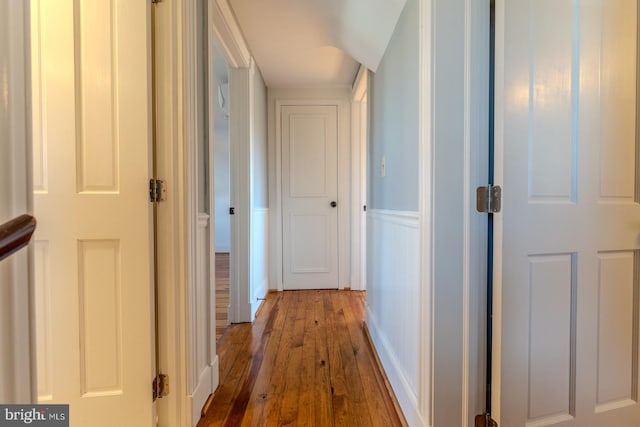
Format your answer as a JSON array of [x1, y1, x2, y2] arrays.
[[494, 0, 640, 425]]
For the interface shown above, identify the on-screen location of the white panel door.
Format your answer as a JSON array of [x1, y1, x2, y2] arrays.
[[31, 1, 154, 426], [282, 105, 339, 290], [496, 0, 640, 426]]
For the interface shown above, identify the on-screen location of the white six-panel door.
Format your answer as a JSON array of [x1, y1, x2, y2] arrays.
[[495, 0, 640, 425], [31, 1, 154, 426], [281, 105, 339, 290]]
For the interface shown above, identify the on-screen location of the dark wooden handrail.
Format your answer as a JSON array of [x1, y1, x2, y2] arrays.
[[0, 214, 37, 262]]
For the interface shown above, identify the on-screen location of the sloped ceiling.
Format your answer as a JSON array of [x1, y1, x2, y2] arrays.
[[228, 0, 406, 88]]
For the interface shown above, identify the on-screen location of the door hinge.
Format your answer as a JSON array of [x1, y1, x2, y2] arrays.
[[151, 0, 161, 4], [475, 413, 498, 427], [149, 179, 166, 203], [476, 185, 502, 213], [229, 207, 235, 215], [152, 373, 169, 400]]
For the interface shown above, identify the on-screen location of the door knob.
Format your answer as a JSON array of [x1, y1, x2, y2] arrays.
[[330, 201, 337, 208]]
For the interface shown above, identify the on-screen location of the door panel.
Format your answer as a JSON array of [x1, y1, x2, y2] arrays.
[[32, 1, 154, 426], [282, 105, 339, 289], [496, 0, 640, 425]]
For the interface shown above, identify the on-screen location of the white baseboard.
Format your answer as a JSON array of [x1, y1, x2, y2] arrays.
[[190, 364, 213, 427]]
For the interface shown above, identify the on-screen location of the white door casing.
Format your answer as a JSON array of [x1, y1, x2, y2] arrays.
[[351, 66, 368, 292], [281, 105, 339, 290], [31, 1, 154, 426], [187, 0, 218, 424], [494, 0, 640, 425]]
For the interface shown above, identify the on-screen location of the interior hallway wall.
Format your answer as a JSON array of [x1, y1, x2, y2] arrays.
[[213, 45, 231, 253], [366, 0, 489, 425], [214, 126, 230, 252], [251, 67, 268, 209], [365, 0, 423, 424]]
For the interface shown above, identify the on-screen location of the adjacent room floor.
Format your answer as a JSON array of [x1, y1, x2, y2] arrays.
[[198, 290, 406, 427], [216, 252, 230, 342]]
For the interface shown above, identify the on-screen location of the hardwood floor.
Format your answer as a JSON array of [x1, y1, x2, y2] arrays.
[[216, 253, 230, 342], [198, 290, 407, 427]]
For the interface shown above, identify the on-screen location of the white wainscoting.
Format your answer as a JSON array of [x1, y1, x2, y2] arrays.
[[251, 208, 269, 319], [189, 213, 217, 426], [365, 209, 425, 426]]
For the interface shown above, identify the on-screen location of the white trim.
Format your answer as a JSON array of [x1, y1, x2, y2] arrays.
[[190, 212, 212, 424], [492, 0, 505, 421], [210, 0, 250, 68], [184, 6, 199, 421], [418, 0, 434, 424], [208, 0, 253, 325], [462, 0, 472, 423], [423, 0, 488, 424], [183, 0, 201, 425], [351, 65, 368, 99], [350, 69, 368, 292], [462, 1, 491, 426], [154, 0, 207, 424], [206, 0, 219, 412], [154, 0, 181, 423], [367, 209, 419, 227], [271, 94, 351, 291]]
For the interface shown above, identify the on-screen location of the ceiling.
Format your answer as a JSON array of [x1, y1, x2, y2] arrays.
[[228, 0, 406, 88]]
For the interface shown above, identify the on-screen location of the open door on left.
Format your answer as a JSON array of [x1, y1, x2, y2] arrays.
[[31, 1, 155, 426]]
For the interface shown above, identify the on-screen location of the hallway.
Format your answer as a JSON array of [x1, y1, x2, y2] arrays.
[[197, 290, 406, 426]]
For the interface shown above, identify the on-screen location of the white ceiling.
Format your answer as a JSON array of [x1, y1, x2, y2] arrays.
[[228, 0, 406, 88]]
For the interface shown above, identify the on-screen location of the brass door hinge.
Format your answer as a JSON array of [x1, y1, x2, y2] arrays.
[[149, 179, 166, 203], [475, 413, 498, 427], [152, 373, 169, 400]]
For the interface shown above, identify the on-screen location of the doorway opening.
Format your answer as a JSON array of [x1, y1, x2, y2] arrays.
[[212, 42, 232, 342]]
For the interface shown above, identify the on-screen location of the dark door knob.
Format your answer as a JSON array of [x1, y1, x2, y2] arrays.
[[330, 201, 337, 208]]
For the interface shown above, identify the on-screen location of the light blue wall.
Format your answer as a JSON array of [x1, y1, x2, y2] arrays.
[[365, 0, 421, 420], [213, 44, 231, 252], [214, 126, 230, 252], [368, 0, 419, 212], [366, 0, 489, 423], [252, 67, 268, 208]]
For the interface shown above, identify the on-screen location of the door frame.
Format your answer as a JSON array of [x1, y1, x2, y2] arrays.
[[154, 0, 252, 425], [491, 0, 504, 420], [269, 90, 351, 291], [211, 0, 253, 323], [350, 66, 368, 291], [420, 0, 490, 424]]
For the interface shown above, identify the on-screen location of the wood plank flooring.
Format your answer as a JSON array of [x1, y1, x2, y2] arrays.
[[198, 290, 407, 427], [216, 253, 230, 342]]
